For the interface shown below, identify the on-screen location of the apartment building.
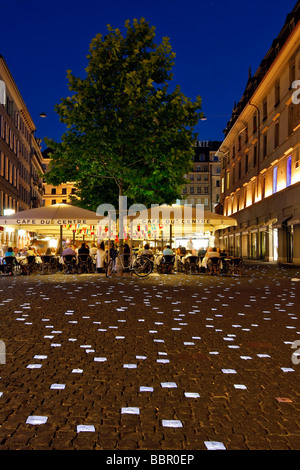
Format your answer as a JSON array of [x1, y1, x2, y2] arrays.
[[180, 140, 222, 210], [217, 2, 300, 265], [0, 55, 44, 246], [42, 147, 77, 206]]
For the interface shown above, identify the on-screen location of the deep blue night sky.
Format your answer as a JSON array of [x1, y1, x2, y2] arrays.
[[0, 0, 297, 149]]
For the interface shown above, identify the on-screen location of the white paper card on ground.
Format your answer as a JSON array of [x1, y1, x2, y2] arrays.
[[77, 425, 95, 432], [26, 416, 48, 425], [140, 386, 153, 392], [162, 420, 183, 428], [121, 407, 140, 415], [50, 384, 65, 390], [204, 441, 226, 450]]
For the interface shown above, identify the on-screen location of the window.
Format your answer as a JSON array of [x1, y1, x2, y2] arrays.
[[275, 81, 280, 107], [253, 145, 257, 167], [273, 165, 277, 193], [71, 188, 76, 194], [62, 199, 67, 204], [238, 161, 241, 179], [295, 147, 300, 169], [253, 113, 257, 133], [261, 174, 266, 199], [245, 126, 248, 143], [221, 177, 224, 193], [245, 154, 249, 173], [263, 99, 267, 121], [190, 187, 194, 194], [197, 187, 201, 194], [62, 187, 67, 195], [287, 155, 292, 187], [51, 188, 56, 195], [263, 134, 268, 158], [232, 145, 235, 158], [274, 121, 279, 148], [226, 172, 230, 189], [190, 174, 194, 181], [290, 62, 295, 87], [288, 104, 294, 135], [51, 199, 56, 205]]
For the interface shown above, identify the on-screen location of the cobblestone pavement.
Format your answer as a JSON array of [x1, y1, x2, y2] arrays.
[[0, 262, 299, 451]]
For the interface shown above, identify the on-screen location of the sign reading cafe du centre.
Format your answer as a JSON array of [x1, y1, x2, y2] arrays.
[[12, 219, 88, 225]]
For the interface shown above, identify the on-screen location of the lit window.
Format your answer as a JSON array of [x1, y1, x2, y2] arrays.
[[273, 166, 277, 193], [287, 155, 292, 187]]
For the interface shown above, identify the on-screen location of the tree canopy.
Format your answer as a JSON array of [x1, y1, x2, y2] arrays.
[[44, 18, 203, 210]]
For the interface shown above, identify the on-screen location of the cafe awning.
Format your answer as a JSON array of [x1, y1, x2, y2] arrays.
[[128, 204, 237, 238], [0, 204, 105, 243], [0, 203, 104, 230]]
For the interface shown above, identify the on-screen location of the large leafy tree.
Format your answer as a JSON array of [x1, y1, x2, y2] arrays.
[[44, 18, 203, 210]]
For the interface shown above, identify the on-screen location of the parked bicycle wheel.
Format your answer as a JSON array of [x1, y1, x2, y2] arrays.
[[132, 256, 152, 277], [105, 259, 116, 278]]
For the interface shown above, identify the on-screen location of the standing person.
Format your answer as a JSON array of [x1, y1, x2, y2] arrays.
[[96, 240, 106, 273], [187, 238, 193, 252], [90, 243, 97, 256], [123, 243, 131, 267]]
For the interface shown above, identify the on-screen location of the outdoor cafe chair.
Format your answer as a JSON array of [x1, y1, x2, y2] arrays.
[[63, 255, 77, 274], [230, 257, 243, 276], [207, 256, 221, 276], [41, 255, 53, 274], [78, 254, 93, 273], [158, 255, 175, 274], [184, 255, 199, 274], [2, 256, 17, 275], [19, 255, 37, 275]]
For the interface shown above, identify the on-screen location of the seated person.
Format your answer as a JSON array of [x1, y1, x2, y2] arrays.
[[26, 246, 36, 257], [198, 247, 207, 257], [208, 247, 220, 258], [141, 243, 153, 257], [5, 247, 15, 257], [78, 242, 90, 255], [163, 245, 174, 256], [62, 244, 77, 257]]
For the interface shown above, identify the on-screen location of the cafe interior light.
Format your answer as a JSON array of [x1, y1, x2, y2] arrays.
[[3, 209, 15, 216], [49, 238, 58, 248]]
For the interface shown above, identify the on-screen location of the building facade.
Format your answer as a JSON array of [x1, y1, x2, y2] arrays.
[[0, 55, 44, 246], [217, 2, 300, 265], [180, 140, 222, 210], [42, 148, 77, 206]]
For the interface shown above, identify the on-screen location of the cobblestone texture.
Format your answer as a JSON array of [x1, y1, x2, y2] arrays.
[[0, 262, 299, 450]]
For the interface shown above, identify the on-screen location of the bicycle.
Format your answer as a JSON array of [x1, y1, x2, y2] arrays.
[[105, 252, 153, 278]]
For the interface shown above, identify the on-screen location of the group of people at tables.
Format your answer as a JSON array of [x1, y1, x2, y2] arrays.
[[133, 242, 227, 272], [0, 238, 229, 275]]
